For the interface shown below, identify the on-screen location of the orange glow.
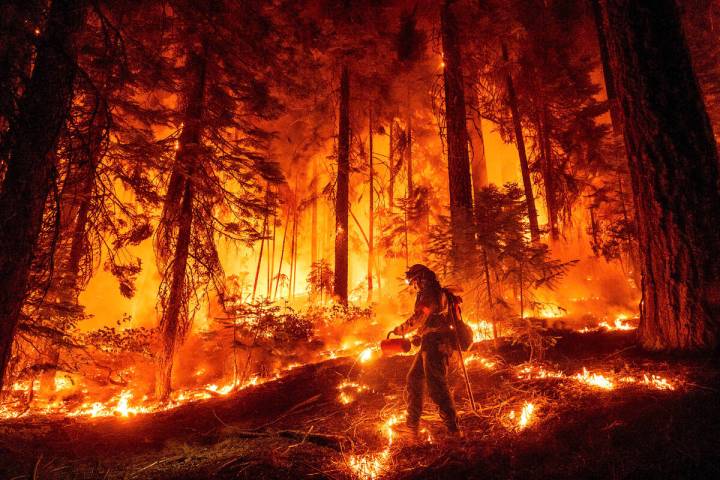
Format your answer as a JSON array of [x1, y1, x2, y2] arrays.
[[575, 368, 614, 390], [348, 449, 390, 480]]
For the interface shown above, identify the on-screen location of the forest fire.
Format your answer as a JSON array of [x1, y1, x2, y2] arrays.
[[507, 401, 536, 431], [2, 0, 720, 477], [575, 368, 615, 390]]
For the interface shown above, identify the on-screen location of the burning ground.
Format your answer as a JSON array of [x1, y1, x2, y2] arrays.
[[1, 329, 718, 479]]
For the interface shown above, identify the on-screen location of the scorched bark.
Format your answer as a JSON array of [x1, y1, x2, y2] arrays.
[[157, 48, 206, 400], [441, 0, 475, 267], [604, 0, 720, 350], [334, 65, 350, 305], [0, 0, 85, 389], [502, 42, 540, 243]]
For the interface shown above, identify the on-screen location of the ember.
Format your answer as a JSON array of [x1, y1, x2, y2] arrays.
[[348, 449, 391, 480]]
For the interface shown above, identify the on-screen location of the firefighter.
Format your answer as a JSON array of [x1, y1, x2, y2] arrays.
[[390, 264, 461, 437]]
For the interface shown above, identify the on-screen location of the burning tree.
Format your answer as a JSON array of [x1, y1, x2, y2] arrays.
[[307, 260, 334, 304], [214, 299, 314, 386], [153, 0, 284, 400]]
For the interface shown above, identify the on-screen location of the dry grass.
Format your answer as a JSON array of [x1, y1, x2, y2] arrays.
[[1, 331, 719, 479]]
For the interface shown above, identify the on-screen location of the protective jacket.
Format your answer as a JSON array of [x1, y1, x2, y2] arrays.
[[398, 279, 459, 433], [394, 280, 452, 339]]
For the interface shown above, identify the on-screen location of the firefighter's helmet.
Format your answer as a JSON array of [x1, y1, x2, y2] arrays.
[[405, 264, 435, 283]]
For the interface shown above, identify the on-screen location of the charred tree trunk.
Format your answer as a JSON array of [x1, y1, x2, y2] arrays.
[[0, 3, 44, 167], [543, 113, 558, 240], [157, 179, 193, 401], [367, 107, 374, 303], [590, 0, 622, 134], [538, 105, 558, 240], [291, 209, 298, 299], [157, 48, 206, 400], [469, 114, 489, 197], [604, 0, 720, 350], [38, 105, 103, 390], [268, 206, 275, 298], [273, 207, 291, 300], [406, 107, 413, 200], [0, 0, 85, 389], [588, 206, 599, 254], [334, 65, 350, 305], [502, 42, 540, 243], [251, 200, 268, 302], [311, 157, 318, 267], [466, 83, 489, 198], [441, 0, 475, 267]]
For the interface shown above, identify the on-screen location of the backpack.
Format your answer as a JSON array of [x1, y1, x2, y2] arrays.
[[443, 289, 474, 351]]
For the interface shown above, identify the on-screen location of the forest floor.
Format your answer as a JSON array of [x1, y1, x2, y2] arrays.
[[1, 330, 719, 480]]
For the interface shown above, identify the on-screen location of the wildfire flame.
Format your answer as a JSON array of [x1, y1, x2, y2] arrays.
[[507, 401, 536, 431], [383, 413, 403, 446], [337, 379, 369, 405], [513, 364, 675, 393], [346, 412, 404, 480], [348, 449, 390, 480], [579, 314, 636, 333], [0, 364, 302, 420], [575, 368, 614, 390], [359, 347, 375, 363], [464, 354, 496, 369], [470, 320, 494, 342]]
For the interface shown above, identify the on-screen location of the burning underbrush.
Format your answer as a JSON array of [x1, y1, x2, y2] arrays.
[[0, 298, 638, 422], [1, 301, 381, 420], [1, 328, 717, 480]]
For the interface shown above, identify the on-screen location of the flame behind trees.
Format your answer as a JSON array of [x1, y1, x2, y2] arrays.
[[3, 0, 720, 409], [153, 0, 285, 400]]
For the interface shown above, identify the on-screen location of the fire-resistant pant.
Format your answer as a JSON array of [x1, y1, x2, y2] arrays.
[[406, 333, 459, 432]]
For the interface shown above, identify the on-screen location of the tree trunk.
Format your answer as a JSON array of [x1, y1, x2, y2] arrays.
[[268, 206, 275, 298], [251, 205, 267, 302], [334, 65, 350, 305], [367, 107, 374, 303], [604, 0, 720, 350], [288, 207, 296, 300], [481, 248, 495, 332], [157, 179, 193, 401], [388, 120, 396, 213], [406, 105, 413, 200], [588, 206, 599, 253], [157, 47, 205, 400], [311, 156, 318, 267], [0, 0, 85, 389], [441, 0, 475, 268], [291, 209, 298, 299], [466, 83, 489, 198], [273, 207, 291, 300], [590, 0, 622, 134], [502, 42, 540, 243], [38, 105, 102, 391], [538, 104, 558, 239]]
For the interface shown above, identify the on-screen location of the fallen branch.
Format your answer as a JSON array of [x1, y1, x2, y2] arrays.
[[251, 393, 323, 431], [278, 429, 351, 451]]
